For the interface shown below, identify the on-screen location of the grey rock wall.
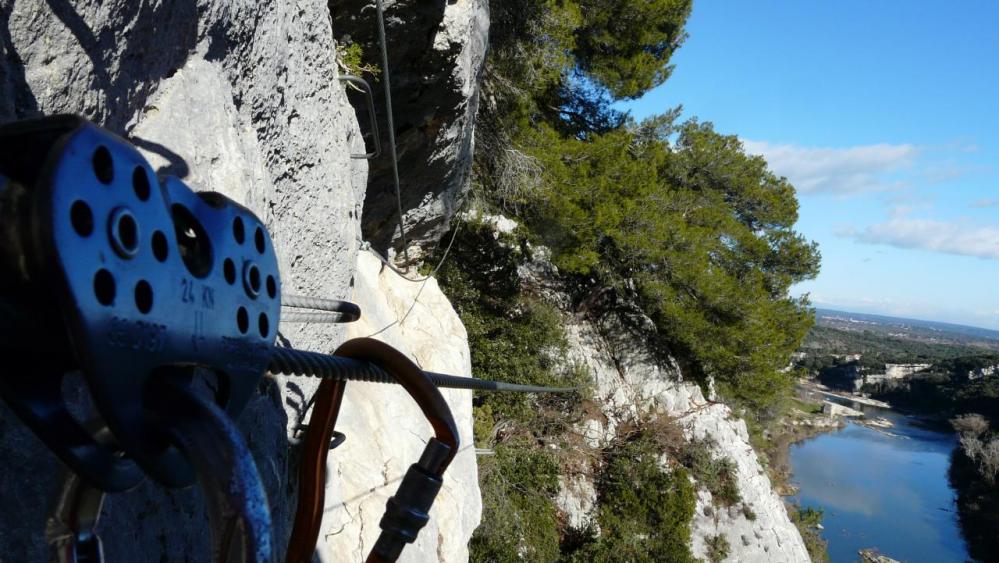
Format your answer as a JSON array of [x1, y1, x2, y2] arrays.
[[330, 0, 488, 254], [0, 0, 371, 559]]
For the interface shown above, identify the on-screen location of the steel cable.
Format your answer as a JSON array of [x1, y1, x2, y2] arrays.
[[280, 311, 350, 324], [374, 0, 409, 262], [281, 294, 360, 322], [269, 347, 575, 393]]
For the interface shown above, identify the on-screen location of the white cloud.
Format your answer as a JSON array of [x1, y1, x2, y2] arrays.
[[843, 217, 999, 260], [742, 140, 918, 194], [971, 198, 999, 208]]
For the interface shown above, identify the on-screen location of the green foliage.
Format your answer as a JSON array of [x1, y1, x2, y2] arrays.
[[566, 431, 697, 562], [704, 534, 731, 563], [681, 438, 741, 507], [337, 42, 379, 76], [863, 363, 999, 423], [460, 0, 823, 557], [493, 114, 820, 410], [478, 0, 819, 412], [471, 444, 563, 562], [793, 506, 824, 528], [484, 0, 691, 138], [800, 325, 988, 366], [432, 220, 591, 561], [473, 404, 496, 445], [788, 506, 830, 563], [573, 0, 692, 98], [790, 398, 825, 415], [950, 444, 999, 563], [433, 220, 580, 425]]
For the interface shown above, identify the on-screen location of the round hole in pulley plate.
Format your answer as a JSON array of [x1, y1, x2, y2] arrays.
[[171, 204, 213, 278], [248, 264, 261, 292], [152, 230, 169, 262], [108, 207, 140, 259], [117, 213, 138, 251], [266, 275, 277, 299], [92, 146, 114, 184], [224, 258, 236, 285], [258, 312, 269, 338], [233, 216, 245, 244], [254, 226, 265, 254], [236, 307, 249, 334], [134, 280, 153, 314], [132, 167, 151, 201], [94, 269, 115, 305], [71, 200, 94, 236]]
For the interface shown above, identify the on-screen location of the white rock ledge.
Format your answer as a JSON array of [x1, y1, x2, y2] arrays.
[[315, 251, 481, 562]]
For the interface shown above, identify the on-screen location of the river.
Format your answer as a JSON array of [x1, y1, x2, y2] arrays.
[[788, 396, 971, 562]]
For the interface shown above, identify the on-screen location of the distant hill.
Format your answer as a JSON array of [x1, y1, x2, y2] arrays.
[[814, 309, 999, 350]]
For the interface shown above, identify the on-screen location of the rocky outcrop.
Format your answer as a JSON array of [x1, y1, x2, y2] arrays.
[[856, 363, 931, 390], [822, 401, 864, 418], [884, 364, 931, 379], [967, 364, 998, 381], [684, 405, 811, 562], [330, 0, 488, 253], [559, 303, 811, 562]]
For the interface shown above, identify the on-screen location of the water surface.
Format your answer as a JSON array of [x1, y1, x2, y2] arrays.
[[788, 398, 970, 562]]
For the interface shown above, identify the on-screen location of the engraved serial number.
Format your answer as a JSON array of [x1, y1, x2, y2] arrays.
[[107, 317, 167, 352]]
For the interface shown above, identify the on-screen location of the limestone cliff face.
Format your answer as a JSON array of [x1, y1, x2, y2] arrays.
[[331, 0, 488, 253], [559, 296, 810, 562]]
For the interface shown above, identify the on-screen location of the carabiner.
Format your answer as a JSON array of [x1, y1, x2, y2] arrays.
[[46, 421, 115, 563], [286, 337, 460, 563]]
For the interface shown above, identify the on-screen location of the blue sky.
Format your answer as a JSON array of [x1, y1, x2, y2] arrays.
[[622, 1, 999, 330]]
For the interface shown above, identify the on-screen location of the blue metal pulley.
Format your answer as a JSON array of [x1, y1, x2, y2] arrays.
[[0, 115, 281, 491]]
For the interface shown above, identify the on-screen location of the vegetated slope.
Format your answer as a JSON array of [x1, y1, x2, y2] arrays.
[[797, 324, 999, 416], [801, 325, 988, 366], [814, 309, 999, 351], [427, 1, 826, 560], [430, 218, 811, 562], [479, 0, 820, 411]]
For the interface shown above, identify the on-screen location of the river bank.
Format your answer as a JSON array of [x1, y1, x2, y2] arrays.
[[784, 392, 970, 562], [746, 394, 844, 561]]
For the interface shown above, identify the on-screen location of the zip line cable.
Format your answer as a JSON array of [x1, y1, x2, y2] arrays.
[[270, 346, 575, 394]]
